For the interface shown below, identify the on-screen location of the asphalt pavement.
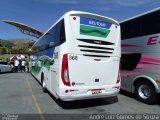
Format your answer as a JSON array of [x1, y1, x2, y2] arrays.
[[0, 72, 160, 120]]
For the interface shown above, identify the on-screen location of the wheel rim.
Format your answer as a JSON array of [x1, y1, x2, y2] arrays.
[[138, 84, 151, 99]]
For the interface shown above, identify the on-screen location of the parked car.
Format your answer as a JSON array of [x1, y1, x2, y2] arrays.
[[0, 61, 14, 73]]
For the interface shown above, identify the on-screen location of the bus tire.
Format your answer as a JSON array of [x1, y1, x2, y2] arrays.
[[41, 73, 47, 93], [135, 81, 156, 104], [0, 69, 1, 73]]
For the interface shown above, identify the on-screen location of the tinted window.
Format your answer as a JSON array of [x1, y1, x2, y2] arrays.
[[121, 53, 141, 71], [121, 10, 160, 39], [32, 19, 66, 53], [121, 18, 142, 40], [141, 10, 160, 35]]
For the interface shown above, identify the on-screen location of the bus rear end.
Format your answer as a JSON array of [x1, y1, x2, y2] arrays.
[[59, 11, 121, 101]]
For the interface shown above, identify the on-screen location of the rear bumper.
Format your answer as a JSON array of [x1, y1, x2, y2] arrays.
[[58, 84, 120, 101]]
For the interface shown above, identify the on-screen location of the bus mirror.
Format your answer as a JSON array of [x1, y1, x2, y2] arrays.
[[50, 60, 54, 65]]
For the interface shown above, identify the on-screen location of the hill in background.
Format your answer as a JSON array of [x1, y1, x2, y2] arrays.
[[0, 39, 35, 48], [0, 39, 35, 60]]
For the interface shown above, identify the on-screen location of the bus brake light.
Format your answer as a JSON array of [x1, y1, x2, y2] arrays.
[[116, 72, 121, 84], [61, 54, 71, 86]]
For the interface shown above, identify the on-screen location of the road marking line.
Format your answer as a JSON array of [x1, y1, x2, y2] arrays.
[[26, 74, 45, 120]]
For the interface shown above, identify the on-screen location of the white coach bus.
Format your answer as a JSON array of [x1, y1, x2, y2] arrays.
[[30, 11, 121, 101], [120, 8, 160, 104]]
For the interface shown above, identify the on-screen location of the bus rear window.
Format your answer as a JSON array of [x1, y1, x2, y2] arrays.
[[70, 16, 113, 39], [80, 17, 112, 38]]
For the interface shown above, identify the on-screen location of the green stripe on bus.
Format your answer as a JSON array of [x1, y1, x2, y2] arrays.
[[32, 56, 52, 75], [80, 25, 111, 38]]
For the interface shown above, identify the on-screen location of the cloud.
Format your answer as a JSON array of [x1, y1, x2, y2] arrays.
[[34, 0, 78, 5], [32, 0, 160, 13], [96, 7, 110, 12], [84, 0, 156, 7], [110, 0, 152, 7]]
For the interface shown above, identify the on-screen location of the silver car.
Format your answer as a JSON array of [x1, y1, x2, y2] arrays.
[[0, 61, 14, 73]]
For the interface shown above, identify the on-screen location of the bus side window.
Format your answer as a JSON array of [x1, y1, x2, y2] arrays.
[[31, 19, 66, 54], [141, 10, 160, 36], [52, 19, 66, 47], [60, 20, 66, 44]]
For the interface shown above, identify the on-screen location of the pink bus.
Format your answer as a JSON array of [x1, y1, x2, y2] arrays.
[[120, 8, 160, 104]]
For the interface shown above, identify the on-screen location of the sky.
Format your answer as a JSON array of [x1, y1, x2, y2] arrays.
[[0, 0, 160, 40]]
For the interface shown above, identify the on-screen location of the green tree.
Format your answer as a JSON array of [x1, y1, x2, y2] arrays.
[[0, 47, 7, 54]]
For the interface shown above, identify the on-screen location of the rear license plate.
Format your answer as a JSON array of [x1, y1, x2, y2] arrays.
[[92, 89, 102, 95]]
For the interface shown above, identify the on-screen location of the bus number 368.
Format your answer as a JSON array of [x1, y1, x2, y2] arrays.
[[69, 55, 78, 60]]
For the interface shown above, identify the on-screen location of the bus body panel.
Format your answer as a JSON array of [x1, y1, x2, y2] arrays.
[[67, 14, 121, 57], [68, 54, 120, 86], [64, 14, 121, 87], [121, 33, 160, 93]]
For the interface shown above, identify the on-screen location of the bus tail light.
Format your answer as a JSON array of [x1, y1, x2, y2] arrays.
[[116, 72, 121, 84], [61, 54, 71, 86], [116, 62, 121, 84]]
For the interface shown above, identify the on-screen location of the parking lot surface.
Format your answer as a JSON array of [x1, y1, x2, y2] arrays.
[[0, 73, 160, 119]]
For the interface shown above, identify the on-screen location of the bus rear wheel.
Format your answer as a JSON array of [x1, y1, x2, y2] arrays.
[[41, 73, 47, 93], [135, 81, 156, 104]]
